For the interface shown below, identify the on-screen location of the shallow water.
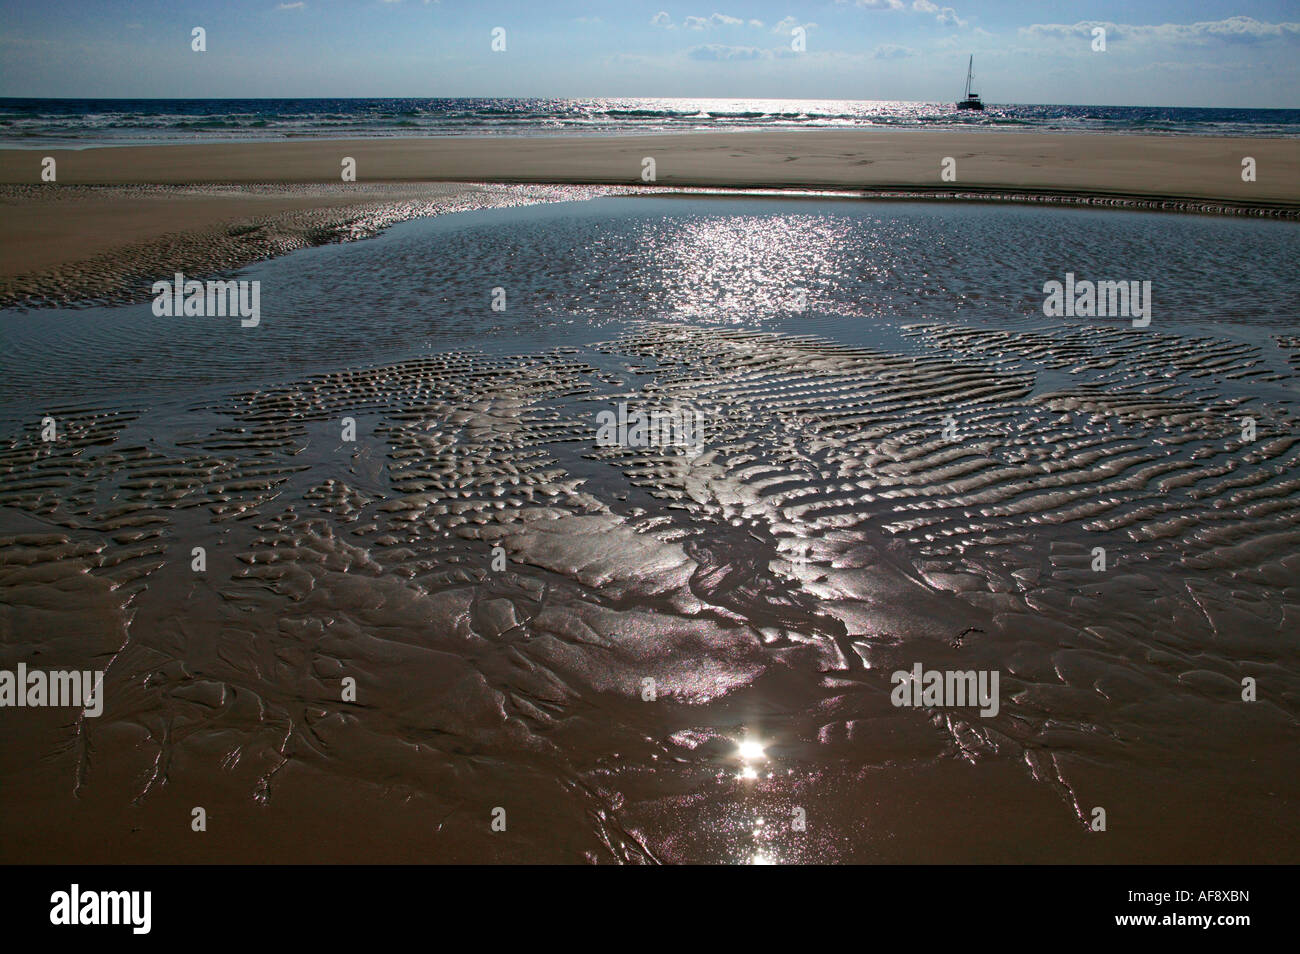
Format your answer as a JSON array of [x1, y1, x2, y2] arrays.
[[4, 198, 1297, 412], [2, 197, 1298, 862]]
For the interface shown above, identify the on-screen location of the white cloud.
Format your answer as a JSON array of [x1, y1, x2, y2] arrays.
[[687, 43, 772, 60], [278, 1, 306, 9], [841, 0, 966, 27], [1021, 16, 1300, 47], [871, 43, 915, 59], [772, 16, 817, 35], [683, 13, 748, 30], [912, 1, 964, 27], [651, 11, 673, 28]]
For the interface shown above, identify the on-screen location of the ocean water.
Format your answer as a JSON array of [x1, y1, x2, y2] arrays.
[[3, 97, 1299, 147], [2, 197, 1298, 862]]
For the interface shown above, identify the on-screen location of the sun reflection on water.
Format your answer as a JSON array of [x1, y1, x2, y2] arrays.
[[737, 738, 766, 761]]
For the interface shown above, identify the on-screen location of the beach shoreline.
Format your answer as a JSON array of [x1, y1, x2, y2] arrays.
[[2, 130, 1295, 308]]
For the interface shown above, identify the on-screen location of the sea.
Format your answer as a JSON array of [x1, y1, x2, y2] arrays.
[[2, 96, 1299, 146]]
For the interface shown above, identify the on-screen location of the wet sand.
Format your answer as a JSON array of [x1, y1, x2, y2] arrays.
[[0, 182, 625, 308], [1, 137, 1298, 864], [3, 316, 1297, 862]]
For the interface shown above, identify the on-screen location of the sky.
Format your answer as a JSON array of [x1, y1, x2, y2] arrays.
[[0, 1, 1297, 107]]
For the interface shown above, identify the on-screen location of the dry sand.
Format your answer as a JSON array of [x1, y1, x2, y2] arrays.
[[3, 131, 1295, 203], [1, 131, 1296, 294]]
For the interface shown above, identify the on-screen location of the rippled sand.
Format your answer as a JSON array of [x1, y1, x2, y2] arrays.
[[1, 196, 1297, 863]]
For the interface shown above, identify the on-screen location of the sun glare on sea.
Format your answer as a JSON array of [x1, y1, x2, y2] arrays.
[[737, 738, 766, 761], [653, 215, 853, 320]]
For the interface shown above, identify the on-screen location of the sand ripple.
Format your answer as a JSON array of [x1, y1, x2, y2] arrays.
[[3, 310, 1297, 861]]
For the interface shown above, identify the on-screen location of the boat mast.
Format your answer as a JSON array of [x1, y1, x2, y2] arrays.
[[965, 55, 973, 98]]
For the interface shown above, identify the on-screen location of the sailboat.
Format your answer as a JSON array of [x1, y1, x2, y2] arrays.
[[956, 54, 983, 110]]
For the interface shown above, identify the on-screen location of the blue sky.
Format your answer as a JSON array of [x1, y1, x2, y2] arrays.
[[1, 1, 1297, 106]]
